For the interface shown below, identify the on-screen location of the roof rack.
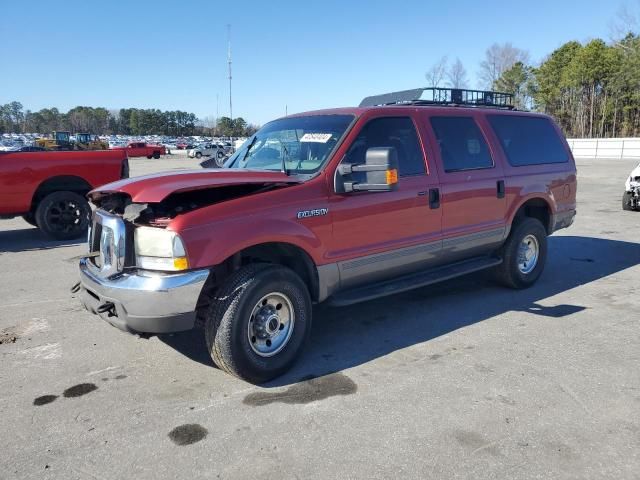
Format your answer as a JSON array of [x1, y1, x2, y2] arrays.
[[359, 87, 515, 110]]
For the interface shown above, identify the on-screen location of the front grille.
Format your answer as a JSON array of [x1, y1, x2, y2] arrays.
[[87, 210, 126, 278]]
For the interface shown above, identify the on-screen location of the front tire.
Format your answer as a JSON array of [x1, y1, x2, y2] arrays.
[[195, 152, 202, 159], [622, 191, 635, 211], [153, 151, 161, 159], [493, 218, 547, 289], [215, 151, 225, 167], [35, 191, 91, 240], [201, 264, 312, 383]]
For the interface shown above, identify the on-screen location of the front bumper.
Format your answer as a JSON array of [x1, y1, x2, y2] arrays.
[[78, 257, 209, 334]]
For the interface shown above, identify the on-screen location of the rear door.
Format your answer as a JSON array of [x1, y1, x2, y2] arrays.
[[423, 112, 506, 260], [328, 113, 442, 288]]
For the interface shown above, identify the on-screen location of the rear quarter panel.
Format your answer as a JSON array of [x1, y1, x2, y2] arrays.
[[0, 150, 126, 215]]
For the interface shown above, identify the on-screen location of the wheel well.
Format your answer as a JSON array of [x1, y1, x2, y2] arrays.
[[31, 176, 92, 212], [513, 198, 552, 234], [208, 243, 319, 302]]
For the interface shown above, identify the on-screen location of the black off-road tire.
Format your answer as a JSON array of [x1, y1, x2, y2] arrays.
[[493, 217, 548, 289], [35, 191, 91, 240], [153, 151, 161, 159], [201, 264, 312, 383], [22, 213, 37, 227], [622, 191, 634, 211]]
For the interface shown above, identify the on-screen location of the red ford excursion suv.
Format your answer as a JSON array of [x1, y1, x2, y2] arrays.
[[76, 88, 577, 383]]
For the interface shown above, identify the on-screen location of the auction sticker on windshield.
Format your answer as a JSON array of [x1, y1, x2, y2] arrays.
[[300, 133, 333, 143]]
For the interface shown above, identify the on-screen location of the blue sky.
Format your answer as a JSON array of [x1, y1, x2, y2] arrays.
[[0, 0, 631, 125]]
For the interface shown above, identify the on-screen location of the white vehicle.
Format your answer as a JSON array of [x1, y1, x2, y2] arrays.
[[623, 162, 640, 211], [188, 143, 226, 164]]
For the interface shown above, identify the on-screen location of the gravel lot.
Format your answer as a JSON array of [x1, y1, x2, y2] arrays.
[[0, 155, 638, 480]]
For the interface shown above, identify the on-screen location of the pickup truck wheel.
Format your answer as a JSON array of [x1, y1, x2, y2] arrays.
[[153, 152, 161, 159], [622, 191, 635, 211], [22, 213, 37, 227], [202, 264, 312, 383], [493, 218, 547, 289], [35, 191, 91, 240], [195, 152, 202, 159]]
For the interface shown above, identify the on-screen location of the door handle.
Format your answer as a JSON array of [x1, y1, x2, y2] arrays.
[[429, 188, 440, 209], [497, 180, 505, 199], [417, 190, 427, 196]]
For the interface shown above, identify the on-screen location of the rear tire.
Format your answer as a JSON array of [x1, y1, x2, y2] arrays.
[[493, 218, 547, 289], [622, 191, 635, 211], [153, 151, 161, 159], [35, 191, 91, 240], [201, 264, 312, 383]]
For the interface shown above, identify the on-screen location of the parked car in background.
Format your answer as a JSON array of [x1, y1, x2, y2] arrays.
[[0, 149, 129, 239], [623, 162, 640, 211], [188, 143, 226, 162], [117, 142, 166, 159]]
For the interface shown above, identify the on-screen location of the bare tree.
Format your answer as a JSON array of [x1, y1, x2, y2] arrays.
[[610, 1, 640, 45], [425, 56, 448, 88], [478, 43, 530, 89], [447, 58, 469, 89]]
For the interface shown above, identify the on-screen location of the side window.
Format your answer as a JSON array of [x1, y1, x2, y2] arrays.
[[430, 117, 493, 172], [344, 117, 425, 177], [488, 115, 569, 166]]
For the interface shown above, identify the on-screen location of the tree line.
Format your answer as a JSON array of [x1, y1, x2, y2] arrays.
[[0, 103, 258, 137]]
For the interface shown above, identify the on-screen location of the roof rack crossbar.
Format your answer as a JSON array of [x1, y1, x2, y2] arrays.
[[359, 87, 515, 110]]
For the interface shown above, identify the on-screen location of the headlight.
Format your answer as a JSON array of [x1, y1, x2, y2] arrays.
[[134, 227, 189, 271]]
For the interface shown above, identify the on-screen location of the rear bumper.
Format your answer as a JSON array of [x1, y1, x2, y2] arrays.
[[551, 209, 576, 233], [78, 257, 209, 334]]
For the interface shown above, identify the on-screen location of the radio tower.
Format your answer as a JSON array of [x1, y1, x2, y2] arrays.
[[227, 24, 233, 121]]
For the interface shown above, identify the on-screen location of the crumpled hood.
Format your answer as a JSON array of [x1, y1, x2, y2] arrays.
[[89, 169, 302, 203]]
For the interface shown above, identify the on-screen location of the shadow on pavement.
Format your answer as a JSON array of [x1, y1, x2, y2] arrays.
[[158, 236, 640, 387], [0, 227, 83, 253]]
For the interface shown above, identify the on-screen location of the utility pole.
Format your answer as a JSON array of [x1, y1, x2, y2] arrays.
[[227, 24, 233, 121]]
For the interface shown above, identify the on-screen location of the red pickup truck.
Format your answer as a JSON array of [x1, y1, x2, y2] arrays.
[[0, 149, 129, 239], [118, 142, 166, 159], [77, 88, 577, 383]]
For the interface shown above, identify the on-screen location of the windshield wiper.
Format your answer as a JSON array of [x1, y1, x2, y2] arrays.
[[239, 136, 258, 166], [281, 144, 290, 176]]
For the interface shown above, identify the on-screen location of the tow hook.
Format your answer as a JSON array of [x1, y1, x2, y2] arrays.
[[96, 302, 116, 316], [70, 282, 81, 294]]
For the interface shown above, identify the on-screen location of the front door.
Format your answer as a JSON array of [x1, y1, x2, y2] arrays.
[[328, 115, 442, 289]]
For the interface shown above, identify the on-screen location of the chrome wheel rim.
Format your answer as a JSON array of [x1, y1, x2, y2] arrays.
[[248, 292, 295, 357], [517, 234, 539, 274]]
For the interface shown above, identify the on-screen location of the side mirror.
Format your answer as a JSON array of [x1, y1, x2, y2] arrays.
[[337, 147, 399, 193]]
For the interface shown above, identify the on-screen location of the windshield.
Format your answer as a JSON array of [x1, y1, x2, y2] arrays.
[[225, 114, 354, 175]]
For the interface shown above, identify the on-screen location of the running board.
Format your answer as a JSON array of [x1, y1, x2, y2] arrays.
[[327, 256, 502, 307]]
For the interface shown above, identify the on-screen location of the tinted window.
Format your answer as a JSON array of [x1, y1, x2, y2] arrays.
[[344, 117, 425, 177], [488, 115, 569, 166], [430, 117, 493, 172]]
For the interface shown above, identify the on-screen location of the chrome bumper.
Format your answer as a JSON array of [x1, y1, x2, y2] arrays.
[[78, 257, 209, 334]]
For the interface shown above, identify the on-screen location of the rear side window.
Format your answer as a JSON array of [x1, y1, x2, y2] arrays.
[[430, 117, 493, 172], [488, 115, 569, 166], [344, 117, 426, 177]]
